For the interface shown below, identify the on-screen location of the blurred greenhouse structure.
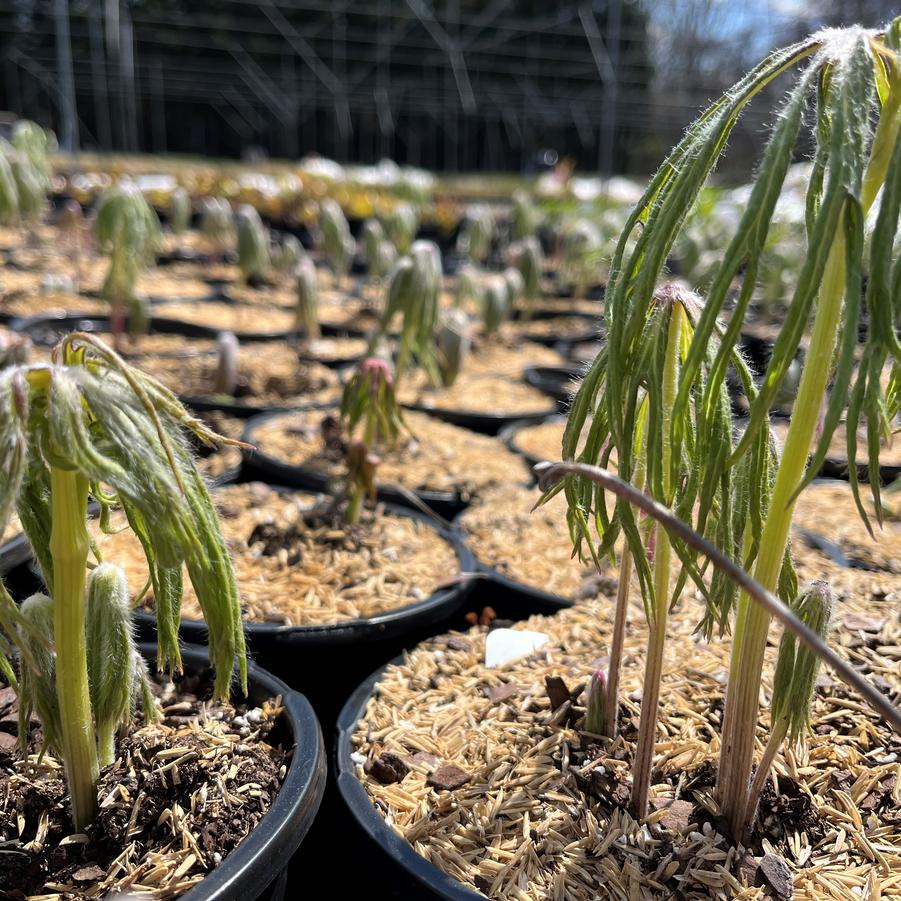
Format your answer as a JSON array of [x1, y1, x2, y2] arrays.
[[1, 0, 897, 175]]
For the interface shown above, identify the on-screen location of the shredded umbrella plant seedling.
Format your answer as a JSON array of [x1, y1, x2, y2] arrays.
[[350, 596, 901, 901], [0, 669, 288, 900], [89, 483, 460, 627]]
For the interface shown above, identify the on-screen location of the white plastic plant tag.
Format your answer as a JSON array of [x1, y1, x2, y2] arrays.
[[485, 629, 549, 669]]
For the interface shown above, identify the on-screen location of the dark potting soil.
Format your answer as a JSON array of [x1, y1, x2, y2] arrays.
[[0, 670, 287, 900]]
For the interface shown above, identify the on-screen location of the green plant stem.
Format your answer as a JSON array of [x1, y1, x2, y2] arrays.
[[741, 714, 789, 837], [97, 721, 116, 768], [347, 410, 378, 526], [719, 228, 846, 835], [630, 301, 684, 818], [50, 466, 99, 832], [604, 450, 646, 739], [719, 77, 900, 836], [604, 547, 632, 738]]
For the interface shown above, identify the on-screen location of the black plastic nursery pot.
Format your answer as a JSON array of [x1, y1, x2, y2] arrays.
[[241, 409, 469, 520], [401, 398, 558, 437], [498, 414, 563, 471], [0, 532, 32, 577], [522, 365, 581, 409], [515, 313, 600, 349], [335, 658, 483, 901], [133, 497, 476, 722], [138, 642, 327, 901], [15, 313, 222, 346]]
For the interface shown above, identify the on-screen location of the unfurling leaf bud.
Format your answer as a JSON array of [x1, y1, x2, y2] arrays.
[[584, 670, 607, 736], [772, 580, 833, 743], [319, 198, 353, 278], [455, 264, 482, 309], [86, 563, 140, 766], [510, 236, 543, 306], [214, 331, 240, 396], [168, 187, 191, 234], [362, 219, 386, 273], [16, 593, 61, 756], [437, 309, 471, 388], [295, 258, 320, 341], [503, 267, 525, 309], [481, 277, 511, 335], [273, 234, 305, 273], [235, 204, 271, 283]]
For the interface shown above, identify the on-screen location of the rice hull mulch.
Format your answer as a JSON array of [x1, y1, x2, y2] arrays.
[[340, 585, 900, 901]]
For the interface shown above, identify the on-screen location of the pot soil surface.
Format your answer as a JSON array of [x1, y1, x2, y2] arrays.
[[464, 337, 565, 377], [90, 482, 459, 626], [398, 370, 554, 417], [0, 670, 288, 900], [351, 590, 900, 900], [458, 483, 617, 601], [151, 301, 298, 336], [250, 407, 527, 501], [140, 342, 340, 408]]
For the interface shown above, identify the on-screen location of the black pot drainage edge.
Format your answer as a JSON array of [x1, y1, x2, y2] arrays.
[[240, 407, 469, 520], [138, 642, 326, 901]]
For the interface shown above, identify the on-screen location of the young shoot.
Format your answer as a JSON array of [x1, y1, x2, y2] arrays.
[[93, 182, 161, 344], [199, 196, 234, 260], [740, 581, 832, 835], [385, 201, 419, 254], [339, 357, 406, 524], [0, 333, 246, 830], [457, 204, 495, 264], [509, 236, 543, 318], [295, 257, 320, 342], [436, 309, 472, 388], [584, 670, 607, 736], [235, 204, 271, 285], [318, 198, 354, 282], [551, 283, 740, 817], [168, 186, 191, 234], [377, 240, 442, 382]]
